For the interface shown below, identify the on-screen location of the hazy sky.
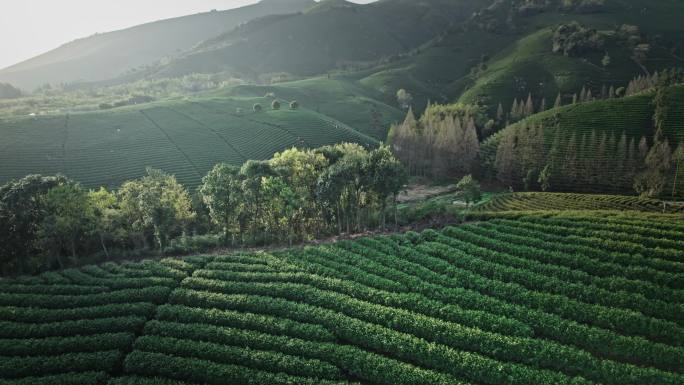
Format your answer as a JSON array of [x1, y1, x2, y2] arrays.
[[0, 0, 376, 70]]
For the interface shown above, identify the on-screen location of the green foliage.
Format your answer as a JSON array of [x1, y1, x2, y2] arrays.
[[552, 22, 605, 57], [0, 175, 73, 275], [118, 168, 195, 252], [456, 175, 482, 207], [1, 212, 683, 384]]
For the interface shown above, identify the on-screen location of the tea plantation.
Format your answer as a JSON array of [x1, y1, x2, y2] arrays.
[[477, 192, 684, 213], [0, 96, 379, 190], [1, 211, 682, 385]]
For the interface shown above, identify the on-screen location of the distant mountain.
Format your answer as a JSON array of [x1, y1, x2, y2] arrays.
[[145, 0, 490, 80], [0, 0, 315, 90]]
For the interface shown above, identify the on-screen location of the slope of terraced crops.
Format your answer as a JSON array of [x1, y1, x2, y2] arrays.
[[1, 213, 683, 385], [476, 192, 684, 213], [0, 97, 379, 190]]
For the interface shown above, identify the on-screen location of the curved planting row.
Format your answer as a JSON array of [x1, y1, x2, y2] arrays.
[[0, 256, 209, 385], [0, 213, 681, 384]]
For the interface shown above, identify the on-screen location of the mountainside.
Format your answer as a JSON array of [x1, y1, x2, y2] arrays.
[[145, 0, 490, 80], [0, 0, 315, 90], [359, 0, 684, 113]]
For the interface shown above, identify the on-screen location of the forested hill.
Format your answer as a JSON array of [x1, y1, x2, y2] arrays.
[[0, 0, 315, 90]]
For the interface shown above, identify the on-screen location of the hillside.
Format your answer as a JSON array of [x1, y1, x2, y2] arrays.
[[479, 84, 684, 194], [0, 0, 315, 90], [225, 76, 405, 139], [144, 0, 488, 81], [1, 211, 682, 384], [0, 95, 379, 190], [358, 0, 684, 113]]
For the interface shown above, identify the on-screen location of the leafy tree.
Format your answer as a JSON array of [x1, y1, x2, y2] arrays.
[[365, 146, 408, 229], [0, 175, 72, 275], [239, 160, 277, 242], [199, 164, 241, 243], [672, 143, 684, 197], [538, 164, 553, 192], [119, 168, 194, 252], [634, 131, 672, 198], [271, 148, 328, 240], [88, 187, 123, 259], [496, 103, 505, 122], [601, 52, 611, 67], [396, 89, 413, 110], [456, 175, 482, 207], [36, 184, 95, 268]]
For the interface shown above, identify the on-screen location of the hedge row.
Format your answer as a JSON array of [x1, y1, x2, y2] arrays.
[[0, 350, 120, 379], [192, 269, 531, 337], [420, 241, 683, 346], [350, 237, 683, 371], [134, 335, 344, 380], [0, 283, 107, 295], [0, 303, 155, 323], [0, 287, 171, 308], [483, 219, 684, 273], [107, 376, 192, 385], [155, 304, 335, 342], [144, 320, 469, 385], [169, 289, 591, 385], [0, 316, 146, 339], [181, 278, 682, 385], [123, 351, 350, 385], [426, 230, 681, 323], [517, 216, 684, 258], [0, 332, 134, 356], [201, 262, 282, 273], [0, 372, 109, 385], [459, 222, 684, 303], [452, 221, 684, 302], [458, 222, 682, 289], [279, 249, 407, 292]]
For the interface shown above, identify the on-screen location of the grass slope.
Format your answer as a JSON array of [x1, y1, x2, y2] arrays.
[[1, 211, 683, 384], [0, 95, 378, 190]]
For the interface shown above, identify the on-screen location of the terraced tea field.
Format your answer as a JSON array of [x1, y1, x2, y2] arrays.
[[1, 212, 682, 385], [477, 192, 684, 213], [0, 97, 379, 190]]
